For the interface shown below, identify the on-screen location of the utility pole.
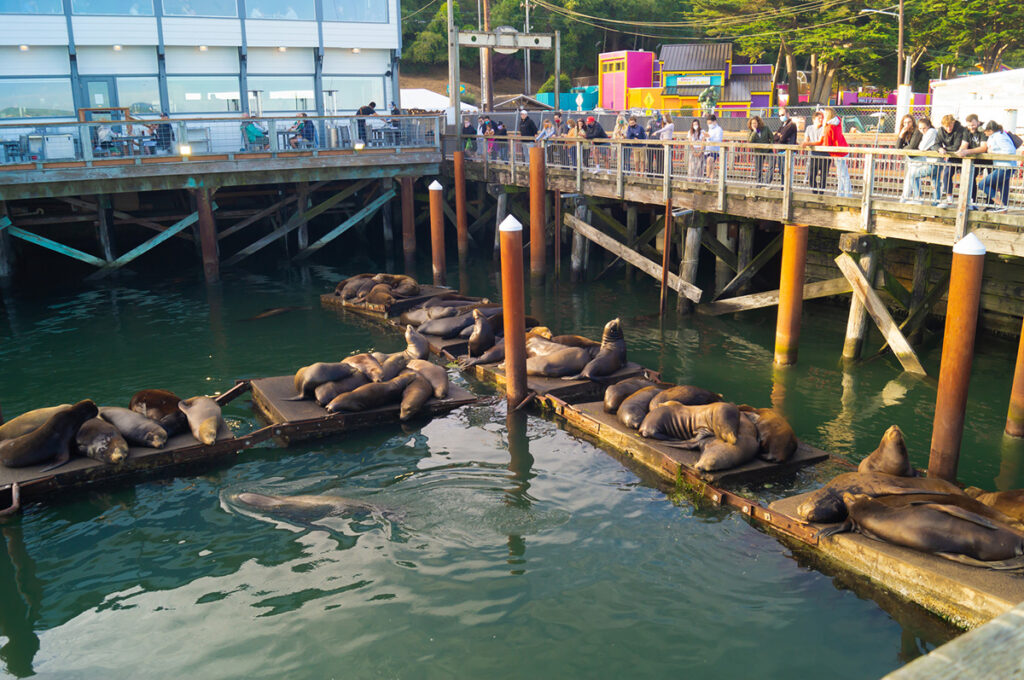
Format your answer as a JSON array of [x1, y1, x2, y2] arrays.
[[897, 0, 905, 87], [524, 0, 531, 94], [481, 0, 493, 111], [447, 0, 461, 127]]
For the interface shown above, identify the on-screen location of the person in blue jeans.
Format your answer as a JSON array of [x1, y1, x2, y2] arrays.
[[978, 120, 1017, 212]]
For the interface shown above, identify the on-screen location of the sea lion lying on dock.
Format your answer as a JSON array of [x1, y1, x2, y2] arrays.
[[360, 283, 395, 306], [0, 400, 98, 468], [819, 492, 1024, 570], [694, 411, 760, 472], [74, 418, 129, 465], [342, 353, 384, 382], [617, 386, 662, 430], [418, 312, 476, 339], [603, 377, 661, 413], [0, 404, 71, 441], [467, 309, 496, 356], [100, 407, 168, 448], [337, 274, 376, 300], [738, 405, 798, 464], [570, 318, 627, 380], [314, 374, 369, 406], [326, 371, 418, 413], [526, 346, 596, 377], [795, 472, 965, 524], [179, 396, 226, 446], [401, 305, 457, 327], [376, 353, 410, 382], [403, 325, 430, 361], [289, 362, 356, 400], [372, 273, 420, 298], [965, 489, 1024, 526], [400, 374, 434, 421], [407, 359, 449, 399], [649, 385, 723, 410], [638, 401, 741, 446], [857, 425, 916, 477], [130, 389, 189, 437]]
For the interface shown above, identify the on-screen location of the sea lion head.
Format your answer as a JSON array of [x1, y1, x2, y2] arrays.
[[233, 492, 280, 511], [404, 325, 429, 360], [106, 436, 129, 464], [796, 487, 845, 523], [529, 326, 553, 339], [472, 308, 485, 322], [197, 417, 218, 445], [601, 318, 624, 346]]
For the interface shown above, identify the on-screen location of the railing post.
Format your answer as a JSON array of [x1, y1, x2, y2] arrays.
[[483, 135, 490, 177], [433, 116, 441, 150], [616, 142, 624, 198], [782, 148, 793, 220], [81, 124, 94, 162], [954, 158, 974, 240], [662, 144, 671, 202], [177, 122, 188, 155], [575, 140, 583, 191], [860, 153, 875, 233], [510, 138, 517, 185], [268, 119, 279, 152], [717, 146, 728, 211]]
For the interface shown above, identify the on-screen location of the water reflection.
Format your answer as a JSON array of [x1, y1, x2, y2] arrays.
[[504, 410, 535, 575], [996, 435, 1024, 491], [0, 525, 41, 678]]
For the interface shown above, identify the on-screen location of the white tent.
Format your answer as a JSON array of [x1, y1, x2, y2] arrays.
[[400, 88, 478, 112], [930, 69, 1024, 133]]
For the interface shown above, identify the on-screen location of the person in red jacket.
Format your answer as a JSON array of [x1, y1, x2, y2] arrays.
[[802, 107, 851, 197]]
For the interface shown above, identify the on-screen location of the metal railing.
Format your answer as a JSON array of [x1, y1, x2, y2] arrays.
[[0, 114, 443, 167]]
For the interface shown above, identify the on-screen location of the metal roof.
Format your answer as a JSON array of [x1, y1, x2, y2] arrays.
[[659, 43, 732, 72]]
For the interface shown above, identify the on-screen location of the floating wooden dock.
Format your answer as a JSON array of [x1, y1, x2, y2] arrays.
[[249, 375, 477, 443], [463, 361, 652, 404], [319, 286, 485, 320]]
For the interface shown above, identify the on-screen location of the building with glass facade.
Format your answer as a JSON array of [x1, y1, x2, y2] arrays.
[[0, 0, 401, 120]]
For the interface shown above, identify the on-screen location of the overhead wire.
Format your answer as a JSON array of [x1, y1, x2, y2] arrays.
[[532, 0, 863, 29], [401, 0, 442, 22]]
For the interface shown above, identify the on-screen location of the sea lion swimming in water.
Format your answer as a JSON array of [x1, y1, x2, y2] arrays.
[[289, 362, 356, 400], [178, 397, 225, 445], [570, 318, 627, 380], [314, 373, 370, 406], [638, 401, 741, 446], [738, 405, 798, 464], [617, 386, 662, 430], [403, 325, 430, 361], [0, 404, 71, 441], [100, 407, 168, 448], [231, 491, 403, 522], [857, 425, 917, 477], [0, 400, 98, 468], [795, 471, 965, 524], [603, 377, 660, 413], [407, 359, 449, 399], [74, 418, 129, 465], [649, 385, 723, 410]]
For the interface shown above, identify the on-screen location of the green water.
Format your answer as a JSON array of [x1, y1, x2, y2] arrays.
[[1, 258, 1022, 679]]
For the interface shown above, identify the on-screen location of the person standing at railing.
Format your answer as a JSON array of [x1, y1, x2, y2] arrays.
[[484, 120, 497, 160], [767, 108, 797, 185], [517, 109, 538, 166], [956, 114, 990, 207], [147, 112, 175, 155], [703, 114, 723, 182], [747, 115, 773, 185], [646, 112, 663, 139], [686, 118, 705, 179], [934, 114, 965, 208], [895, 114, 920, 151], [462, 117, 477, 155], [356, 101, 376, 143], [802, 111, 829, 194], [822, 108, 852, 197], [978, 120, 1016, 212], [536, 118, 556, 143], [900, 116, 939, 203], [553, 112, 569, 136], [495, 119, 509, 161], [584, 115, 608, 170], [625, 116, 646, 173]]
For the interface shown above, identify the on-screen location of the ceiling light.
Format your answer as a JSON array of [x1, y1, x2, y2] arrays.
[[352, 48, 360, 54], [277, 46, 287, 52], [199, 45, 208, 51], [113, 45, 122, 51], [19, 45, 29, 52]]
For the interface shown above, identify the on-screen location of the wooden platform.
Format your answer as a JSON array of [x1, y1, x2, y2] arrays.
[[249, 374, 478, 443], [465, 361, 651, 404], [557, 400, 830, 486], [769, 492, 1024, 628], [319, 286, 484, 319]]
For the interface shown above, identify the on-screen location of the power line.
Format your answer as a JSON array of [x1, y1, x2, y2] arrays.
[[402, 0, 442, 22]]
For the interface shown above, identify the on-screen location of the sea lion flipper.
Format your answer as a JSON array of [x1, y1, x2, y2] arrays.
[[661, 434, 712, 450], [282, 394, 307, 401], [815, 520, 852, 539], [40, 449, 71, 473], [934, 552, 1024, 571], [930, 504, 1003, 531]]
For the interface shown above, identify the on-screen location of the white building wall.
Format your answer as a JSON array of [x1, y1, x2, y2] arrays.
[[244, 20, 319, 47], [322, 23, 399, 50], [247, 47, 315, 74], [0, 46, 71, 76], [930, 69, 1024, 134], [77, 45, 158, 74], [161, 19, 243, 47], [164, 46, 240, 74], [71, 16, 158, 45], [0, 16, 68, 46], [322, 48, 389, 74]]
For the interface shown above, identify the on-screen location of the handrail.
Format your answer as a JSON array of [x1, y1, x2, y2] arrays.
[[0, 113, 445, 130]]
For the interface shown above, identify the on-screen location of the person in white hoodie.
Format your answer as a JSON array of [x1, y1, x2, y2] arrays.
[[900, 116, 939, 203]]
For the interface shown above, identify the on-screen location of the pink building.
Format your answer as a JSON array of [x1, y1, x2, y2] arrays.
[[598, 51, 656, 110]]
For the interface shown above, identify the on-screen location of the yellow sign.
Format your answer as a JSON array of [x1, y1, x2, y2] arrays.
[[644, 93, 654, 107]]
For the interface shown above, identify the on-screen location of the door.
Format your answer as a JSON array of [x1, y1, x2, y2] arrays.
[[80, 77, 119, 115]]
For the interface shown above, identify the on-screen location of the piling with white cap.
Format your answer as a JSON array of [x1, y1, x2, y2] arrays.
[[499, 213, 528, 406], [428, 180, 446, 286]]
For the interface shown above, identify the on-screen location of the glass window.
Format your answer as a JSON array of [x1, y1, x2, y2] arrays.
[[117, 77, 161, 114], [162, 0, 236, 16], [166, 76, 241, 113], [245, 0, 313, 20], [0, 0, 63, 13], [322, 76, 384, 112], [323, 0, 386, 22], [71, 0, 154, 15], [0, 78, 75, 118], [247, 76, 315, 112]]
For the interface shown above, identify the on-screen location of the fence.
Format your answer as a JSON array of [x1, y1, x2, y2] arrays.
[[0, 114, 443, 166]]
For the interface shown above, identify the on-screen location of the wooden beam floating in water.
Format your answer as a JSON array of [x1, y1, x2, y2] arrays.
[[699, 277, 852, 316]]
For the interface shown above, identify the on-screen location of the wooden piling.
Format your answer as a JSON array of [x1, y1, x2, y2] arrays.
[[1007, 318, 1024, 438], [295, 184, 309, 252], [678, 217, 703, 315], [401, 177, 416, 274], [454, 150, 469, 266], [96, 195, 116, 263], [381, 181, 394, 267], [841, 235, 878, 361], [659, 201, 673, 316], [909, 244, 931, 344], [714, 222, 735, 295], [428, 180, 446, 286], [774, 223, 808, 366], [494, 190, 508, 259], [737, 222, 754, 295], [571, 202, 588, 282], [626, 206, 637, 282], [195, 187, 220, 284], [499, 214, 528, 406], [529, 145, 546, 284], [929, 233, 986, 482], [553, 189, 562, 277]]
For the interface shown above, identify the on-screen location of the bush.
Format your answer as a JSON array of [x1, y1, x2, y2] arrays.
[[537, 73, 572, 94]]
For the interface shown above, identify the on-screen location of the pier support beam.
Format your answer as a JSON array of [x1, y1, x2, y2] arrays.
[[553, 189, 562, 277], [499, 215, 528, 407], [295, 185, 309, 252], [714, 222, 735, 295], [678, 217, 703, 315], [454, 151, 469, 266], [929, 233, 986, 482], [659, 201, 673, 316], [96, 195, 116, 263], [841, 234, 879, 362], [737, 222, 754, 295], [195, 187, 220, 284], [571, 202, 589, 283], [381, 181, 394, 267], [401, 177, 416, 274], [529, 145, 546, 284], [0, 203, 13, 281], [626, 206, 637, 282], [1007, 318, 1024, 438], [774, 223, 808, 366], [428, 181, 446, 286]]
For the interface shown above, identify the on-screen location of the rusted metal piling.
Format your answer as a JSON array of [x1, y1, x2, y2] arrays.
[[1008, 318, 1024, 438], [929, 233, 986, 481], [195, 187, 220, 284], [428, 180, 446, 286], [454, 151, 469, 266], [401, 177, 416, 274], [529, 145, 546, 284], [499, 214, 528, 406], [774, 223, 808, 366]]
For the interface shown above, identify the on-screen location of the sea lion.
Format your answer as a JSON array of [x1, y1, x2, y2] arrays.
[[179, 397, 224, 445], [820, 493, 1024, 569], [418, 313, 475, 339], [0, 404, 71, 441], [604, 378, 660, 413], [617, 386, 662, 430], [231, 492, 402, 522], [857, 425, 916, 477], [337, 273, 374, 299], [129, 389, 182, 421], [0, 400, 98, 468], [526, 346, 595, 377], [404, 325, 430, 360], [694, 412, 760, 471], [100, 407, 168, 448], [376, 353, 410, 382], [795, 471, 965, 524], [362, 283, 395, 307], [738, 405, 798, 463], [342, 353, 384, 382], [373, 273, 420, 298], [548, 334, 601, 349], [289, 362, 356, 400], [638, 401, 741, 446], [965, 489, 1024, 526], [649, 385, 723, 410], [525, 334, 571, 358], [461, 338, 505, 368], [865, 493, 1024, 531], [74, 417, 129, 465], [326, 371, 419, 413], [400, 374, 435, 421], [400, 305, 456, 326], [314, 373, 370, 406], [572, 318, 627, 380], [244, 306, 308, 321], [408, 359, 450, 398], [422, 293, 483, 306]]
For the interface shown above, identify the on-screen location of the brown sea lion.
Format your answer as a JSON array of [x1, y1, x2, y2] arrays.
[[338, 274, 375, 299], [179, 396, 225, 445], [638, 401, 741, 446], [314, 373, 370, 406], [404, 325, 430, 360], [357, 283, 394, 306], [326, 371, 419, 413], [100, 407, 168, 448], [373, 273, 420, 297], [965, 489, 1024, 527], [74, 417, 129, 465], [857, 425, 916, 477], [342, 353, 384, 382], [377, 353, 410, 382], [649, 385, 723, 410], [526, 346, 595, 377], [868, 493, 1024, 531], [1, 400, 98, 468], [694, 412, 760, 471], [820, 493, 1024, 569], [289, 362, 356, 400], [460, 328, 552, 368], [400, 374, 435, 421], [400, 305, 457, 327], [738, 405, 798, 463], [548, 334, 601, 349], [526, 334, 570, 358], [468, 309, 496, 357], [0, 404, 71, 441], [423, 293, 484, 306], [604, 377, 660, 413], [795, 471, 965, 524], [129, 389, 182, 421], [571, 318, 627, 380], [335, 273, 373, 296], [407, 359, 450, 398], [617, 386, 663, 430], [418, 313, 475, 339]]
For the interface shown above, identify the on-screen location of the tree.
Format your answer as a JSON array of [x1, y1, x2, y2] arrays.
[[910, 0, 1024, 75]]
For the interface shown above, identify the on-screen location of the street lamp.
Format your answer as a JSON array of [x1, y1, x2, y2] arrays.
[[859, 3, 904, 88]]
